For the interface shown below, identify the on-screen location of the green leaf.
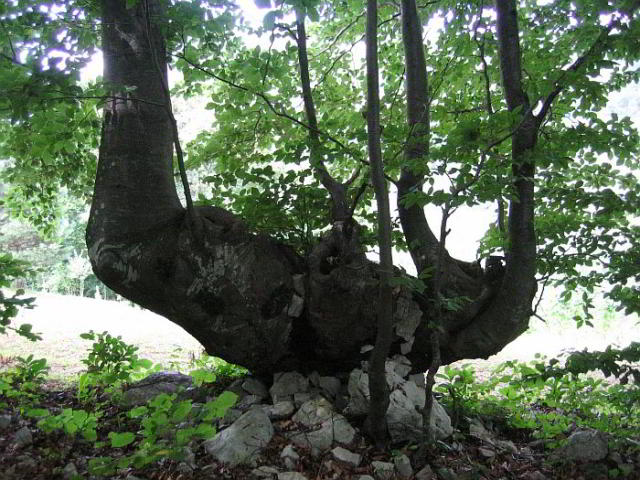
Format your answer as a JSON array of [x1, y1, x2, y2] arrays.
[[26, 408, 49, 418], [83, 428, 98, 442], [108, 431, 135, 448], [171, 400, 192, 422]]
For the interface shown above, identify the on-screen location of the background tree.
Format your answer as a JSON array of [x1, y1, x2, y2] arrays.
[[0, 0, 638, 376]]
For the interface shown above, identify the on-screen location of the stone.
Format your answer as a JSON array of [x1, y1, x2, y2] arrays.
[[387, 388, 423, 443], [394, 296, 422, 341], [267, 401, 296, 420], [521, 472, 548, 480], [409, 373, 425, 389], [384, 361, 406, 389], [62, 462, 78, 479], [176, 462, 193, 475], [222, 407, 243, 425], [292, 274, 305, 296], [13, 426, 33, 448], [331, 446, 361, 467], [121, 371, 193, 406], [394, 454, 413, 479], [252, 466, 280, 478], [270, 372, 309, 403], [318, 376, 341, 399], [415, 465, 435, 480], [389, 355, 412, 378], [287, 294, 305, 317], [372, 460, 395, 480], [496, 439, 518, 454], [204, 408, 274, 466], [181, 446, 197, 469], [428, 399, 453, 441], [290, 397, 356, 456], [400, 338, 414, 355], [281, 444, 300, 470], [478, 446, 496, 458], [353, 476, 375, 480], [278, 473, 308, 480], [0, 414, 12, 430], [294, 392, 312, 407], [345, 369, 370, 415], [469, 418, 491, 440], [292, 396, 336, 426], [242, 378, 269, 398], [561, 429, 608, 462], [238, 394, 263, 409]]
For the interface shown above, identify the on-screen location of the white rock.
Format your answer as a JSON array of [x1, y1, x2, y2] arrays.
[[409, 373, 425, 389], [252, 465, 280, 478], [390, 355, 412, 378], [394, 296, 422, 341], [345, 369, 370, 415], [204, 408, 274, 466], [13, 426, 33, 448], [0, 414, 11, 430], [394, 454, 413, 479], [290, 398, 356, 456], [62, 462, 78, 479], [318, 376, 341, 399], [242, 378, 269, 398], [287, 294, 304, 317], [415, 465, 435, 480], [238, 394, 263, 409], [278, 472, 308, 480], [562, 429, 608, 462], [428, 398, 453, 441], [292, 274, 305, 296], [270, 372, 309, 403], [281, 444, 299, 470], [268, 401, 296, 420], [331, 446, 362, 467], [372, 460, 395, 480], [387, 388, 423, 443], [292, 396, 336, 426], [400, 338, 414, 355], [294, 392, 312, 407]]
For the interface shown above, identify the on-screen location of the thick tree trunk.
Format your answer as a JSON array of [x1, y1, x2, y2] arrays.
[[87, 0, 538, 377]]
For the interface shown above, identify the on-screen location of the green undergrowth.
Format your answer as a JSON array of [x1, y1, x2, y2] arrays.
[[0, 329, 242, 478], [1, 307, 639, 477], [436, 346, 640, 452]]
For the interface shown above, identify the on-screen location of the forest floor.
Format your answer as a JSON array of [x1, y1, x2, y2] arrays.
[[1, 293, 639, 480]]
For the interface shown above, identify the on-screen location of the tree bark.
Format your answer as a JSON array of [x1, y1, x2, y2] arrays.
[[364, 0, 393, 446], [87, 0, 539, 378]]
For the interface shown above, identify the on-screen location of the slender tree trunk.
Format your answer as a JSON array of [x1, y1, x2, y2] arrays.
[[365, 0, 393, 447]]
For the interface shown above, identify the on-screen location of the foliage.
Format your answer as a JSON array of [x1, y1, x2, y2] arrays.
[[0, 252, 39, 340], [513, 343, 640, 385], [0, 327, 238, 477], [76, 330, 154, 403], [0, 0, 637, 320], [437, 356, 640, 447]]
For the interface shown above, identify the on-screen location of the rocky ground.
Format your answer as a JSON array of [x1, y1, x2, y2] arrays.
[[2, 355, 638, 480]]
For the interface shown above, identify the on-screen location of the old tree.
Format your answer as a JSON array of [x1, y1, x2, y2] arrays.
[[1, 0, 639, 375]]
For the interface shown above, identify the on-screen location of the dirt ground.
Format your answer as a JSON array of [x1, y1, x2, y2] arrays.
[[1, 292, 637, 381]]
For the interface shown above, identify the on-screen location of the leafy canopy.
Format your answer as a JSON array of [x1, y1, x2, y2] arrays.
[[0, 0, 638, 314]]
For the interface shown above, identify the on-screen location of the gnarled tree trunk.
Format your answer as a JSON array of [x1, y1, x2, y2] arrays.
[[87, 0, 539, 376]]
